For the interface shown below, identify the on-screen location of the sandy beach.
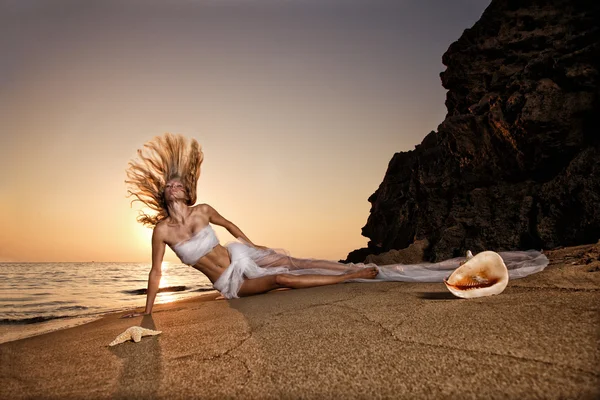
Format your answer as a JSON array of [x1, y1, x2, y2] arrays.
[[1, 244, 599, 400]]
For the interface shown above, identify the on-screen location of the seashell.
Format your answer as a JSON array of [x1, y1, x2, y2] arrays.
[[444, 251, 508, 299], [459, 250, 474, 266]]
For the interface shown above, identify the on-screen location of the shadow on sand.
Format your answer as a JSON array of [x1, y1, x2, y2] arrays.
[[108, 315, 162, 399], [416, 291, 459, 300]]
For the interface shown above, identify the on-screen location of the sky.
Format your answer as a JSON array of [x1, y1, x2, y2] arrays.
[[0, 0, 491, 263]]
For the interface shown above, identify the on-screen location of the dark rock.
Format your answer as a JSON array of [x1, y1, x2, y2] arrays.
[[345, 0, 600, 263], [365, 239, 430, 265]]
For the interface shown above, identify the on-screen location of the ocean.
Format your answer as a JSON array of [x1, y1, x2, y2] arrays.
[[0, 262, 215, 343]]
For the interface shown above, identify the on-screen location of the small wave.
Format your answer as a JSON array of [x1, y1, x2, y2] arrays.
[[25, 301, 72, 307], [194, 287, 215, 292], [122, 285, 187, 295], [0, 298, 36, 303], [55, 305, 89, 311], [0, 315, 72, 325]]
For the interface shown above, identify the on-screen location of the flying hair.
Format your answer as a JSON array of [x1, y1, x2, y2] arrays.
[[125, 133, 203, 227]]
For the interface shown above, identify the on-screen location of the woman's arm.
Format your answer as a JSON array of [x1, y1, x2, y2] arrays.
[[122, 227, 165, 318], [204, 204, 266, 248]]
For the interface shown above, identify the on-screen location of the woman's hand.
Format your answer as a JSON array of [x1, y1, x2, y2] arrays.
[[120, 312, 149, 319]]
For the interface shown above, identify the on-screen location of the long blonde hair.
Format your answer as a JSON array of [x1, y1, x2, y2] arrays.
[[125, 133, 204, 227]]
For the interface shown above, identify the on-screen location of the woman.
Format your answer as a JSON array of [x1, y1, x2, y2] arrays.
[[122, 134, 548, 317], [122, 134, 380, 317]]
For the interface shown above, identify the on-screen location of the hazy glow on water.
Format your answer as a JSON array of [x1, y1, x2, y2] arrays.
[[0, 262, 213, 324]]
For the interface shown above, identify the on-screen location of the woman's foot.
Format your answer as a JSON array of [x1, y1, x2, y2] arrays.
[[346, 266, 379, 280]]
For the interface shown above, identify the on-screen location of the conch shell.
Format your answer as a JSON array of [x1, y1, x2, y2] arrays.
[[444, 251, 508, 298]]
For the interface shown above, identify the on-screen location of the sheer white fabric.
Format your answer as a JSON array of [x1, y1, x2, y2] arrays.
[[212, 239, 549, 299], [171, 225, 219, 265]]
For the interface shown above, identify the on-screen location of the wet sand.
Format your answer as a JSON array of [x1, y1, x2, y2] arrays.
[[1, 244, 599, 399]]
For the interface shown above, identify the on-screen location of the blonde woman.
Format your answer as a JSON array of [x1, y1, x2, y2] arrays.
[[122, 134, 379, 317]]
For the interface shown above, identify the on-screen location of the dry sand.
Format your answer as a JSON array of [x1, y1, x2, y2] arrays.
[[1, 244, 599, 399]]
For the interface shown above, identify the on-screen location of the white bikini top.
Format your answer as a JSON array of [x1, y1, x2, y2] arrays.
[[170, 224, 219, 266]]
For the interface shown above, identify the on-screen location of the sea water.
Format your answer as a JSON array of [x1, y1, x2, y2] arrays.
[[0, 262, 214, 343]]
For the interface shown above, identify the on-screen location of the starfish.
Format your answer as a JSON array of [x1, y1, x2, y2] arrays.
[[109, 326, 162, 346]]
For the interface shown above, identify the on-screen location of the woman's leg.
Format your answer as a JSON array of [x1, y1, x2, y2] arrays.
[[237, 267, 378, 297], [255, 252, 361, 272]]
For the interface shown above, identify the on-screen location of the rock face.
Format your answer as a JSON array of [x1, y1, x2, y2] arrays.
[[346, 0, 600, 263]]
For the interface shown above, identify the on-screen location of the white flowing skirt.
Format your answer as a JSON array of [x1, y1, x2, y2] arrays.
[[212, 241, 549, 299]]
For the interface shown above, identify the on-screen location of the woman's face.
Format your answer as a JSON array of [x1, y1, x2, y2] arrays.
[[164, 179, 186, 202]]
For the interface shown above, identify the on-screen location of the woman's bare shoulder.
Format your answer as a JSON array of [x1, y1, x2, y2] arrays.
[[153, 220, 170, 238], [192, 203, 214, 214]]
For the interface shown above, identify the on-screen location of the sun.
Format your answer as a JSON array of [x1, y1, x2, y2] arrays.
[[137, 224, 154, 246], [131, 219, 180, 262]]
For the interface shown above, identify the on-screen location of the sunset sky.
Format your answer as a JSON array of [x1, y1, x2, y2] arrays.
[[0, 0, 491, 263]]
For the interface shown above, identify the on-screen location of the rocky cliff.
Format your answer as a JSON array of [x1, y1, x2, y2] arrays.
[[346, 0, 600, 263]]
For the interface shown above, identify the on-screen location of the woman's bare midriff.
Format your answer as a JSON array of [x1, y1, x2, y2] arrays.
[[190, 244, 231, 283]]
